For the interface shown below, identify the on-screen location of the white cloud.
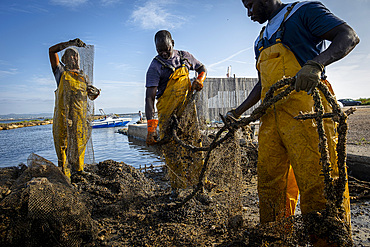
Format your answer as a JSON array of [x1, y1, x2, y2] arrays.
[[0, 69, 18, 77], [207, 47, 253, 70], [130, 0, 185, 30], [100, 0, 120, 6], [50, 0, 88, 7]]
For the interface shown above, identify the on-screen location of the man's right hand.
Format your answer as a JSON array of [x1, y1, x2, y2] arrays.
[[191, 79, 203, 91], [295, 60, 324, 94], [146, 119, 159, 145], [146, 131, 158, 145], [225, 109, 240, 122], [69, 38, 86, 48]]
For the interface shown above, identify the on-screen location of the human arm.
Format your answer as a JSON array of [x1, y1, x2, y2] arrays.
[[295, 23, 360, 94], [49, 38, 86, 71], [192, 65, 207, 91], [145, 87, 157, 120]]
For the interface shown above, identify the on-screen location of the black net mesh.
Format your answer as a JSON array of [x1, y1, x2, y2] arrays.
[[0, 153, 96, 247]]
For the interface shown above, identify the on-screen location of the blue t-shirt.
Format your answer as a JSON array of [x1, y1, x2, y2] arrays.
[[53, 64, 65, 87], [146, 50, 203, 98], [254, 1, 345, 66]]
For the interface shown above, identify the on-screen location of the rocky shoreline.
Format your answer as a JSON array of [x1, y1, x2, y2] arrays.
[[0, 120, 53, 130]]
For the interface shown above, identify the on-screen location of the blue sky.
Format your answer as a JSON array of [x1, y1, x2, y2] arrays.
[[0, 0, 369, 115]]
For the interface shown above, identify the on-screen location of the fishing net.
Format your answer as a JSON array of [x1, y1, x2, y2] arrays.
[[157, 89, 253, 229], [158, 77, 354, 246], [76, 44, 95, 166], [0, 153, 96, 247]]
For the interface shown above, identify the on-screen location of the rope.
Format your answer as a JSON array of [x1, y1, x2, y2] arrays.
[[158, 77, 355, 211]]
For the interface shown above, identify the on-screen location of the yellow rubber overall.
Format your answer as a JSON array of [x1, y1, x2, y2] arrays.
[[53, 71, 88, 177], [156, 65, 203, 189], [256, 42, 351, 227]]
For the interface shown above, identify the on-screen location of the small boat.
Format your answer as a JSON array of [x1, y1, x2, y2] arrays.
[[92, 109, 132, 129]]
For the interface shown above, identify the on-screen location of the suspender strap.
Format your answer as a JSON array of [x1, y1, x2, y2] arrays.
[[276, 2, 299, 41], [257, 26, 266, 51], [154, 50, 192, 71], [257, 2, 299, 50], [155, 56, 175, 72], [179, 50, 192, 67]]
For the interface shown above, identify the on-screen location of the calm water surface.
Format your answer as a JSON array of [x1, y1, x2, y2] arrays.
[[0, 122, 163, 169]]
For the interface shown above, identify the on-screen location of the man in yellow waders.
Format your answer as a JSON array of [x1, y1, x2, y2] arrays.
[[49, 38, 100, 178], [225, 1, 359, 245], [145, 30, 207, 189]]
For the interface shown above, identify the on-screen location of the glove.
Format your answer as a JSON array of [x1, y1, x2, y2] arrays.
[[87, 85, 100, 100], [146, 119, 158, 145], [192, 79, 203, 91], [192, 71, 206, 91], [69, 38, 86, 48], [225, 109, 240, 122], [295, 60, 324, 95]]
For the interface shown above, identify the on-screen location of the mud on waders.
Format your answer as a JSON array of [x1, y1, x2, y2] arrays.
[[254, 2, 350, 246], [155, 51, 203, 189], [53, 70, 90, 178]]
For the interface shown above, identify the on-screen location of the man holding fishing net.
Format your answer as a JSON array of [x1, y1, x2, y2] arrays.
[[225, 0, 359, 245], [49, 38, 100, 178], [145, 30, 207, 189]]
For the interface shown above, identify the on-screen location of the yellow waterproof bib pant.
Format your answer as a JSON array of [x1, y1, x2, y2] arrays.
[[53, 71, 89, 177], [256, 42, 351, 226], [156, 65, 203, 189]]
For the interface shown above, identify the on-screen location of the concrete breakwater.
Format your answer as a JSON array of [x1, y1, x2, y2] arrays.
[[0, 120, 53, 131]]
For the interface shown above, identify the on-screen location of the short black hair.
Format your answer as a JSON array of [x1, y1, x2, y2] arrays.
[[155, 30, 172, 44]]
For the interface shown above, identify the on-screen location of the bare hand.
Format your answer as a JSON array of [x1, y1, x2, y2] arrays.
[[225, 109, 240, 122], [69, 38, 86, 48], [87, 85, 100, 100]]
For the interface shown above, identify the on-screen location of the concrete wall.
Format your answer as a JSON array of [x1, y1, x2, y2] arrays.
[[127, 124, 147, 141]]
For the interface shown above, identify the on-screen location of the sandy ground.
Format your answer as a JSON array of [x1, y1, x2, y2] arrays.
[[346, 105, 370, 157], [343, 105, 370, 246]]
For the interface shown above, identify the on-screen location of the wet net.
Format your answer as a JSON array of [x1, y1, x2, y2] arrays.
[[76, 44, 95, 165], [157, 77, 354, 246], [157, 89, 252, 229], [0, 153, 96, 247]]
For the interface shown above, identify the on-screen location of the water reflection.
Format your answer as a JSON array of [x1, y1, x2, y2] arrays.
[[0, 124, 163, 169]]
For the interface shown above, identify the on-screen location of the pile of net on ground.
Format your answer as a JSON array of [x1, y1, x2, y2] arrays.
[[0, 154, 95, 247], [0, 150, 361, 246], [71, 138, 258, 247]]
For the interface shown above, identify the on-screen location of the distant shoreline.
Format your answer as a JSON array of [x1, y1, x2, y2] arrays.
[[0, 115, 117, 131], [0, 120, 53, 131]]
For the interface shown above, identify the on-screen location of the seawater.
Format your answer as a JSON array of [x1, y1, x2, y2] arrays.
[[0, 121, 164, 169]]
